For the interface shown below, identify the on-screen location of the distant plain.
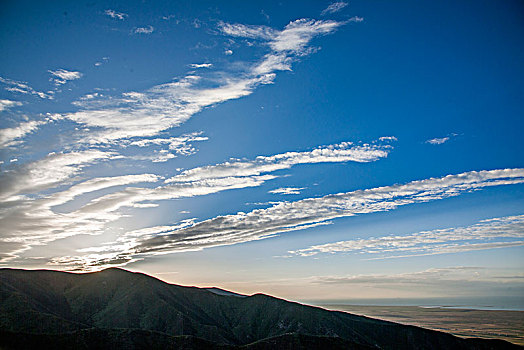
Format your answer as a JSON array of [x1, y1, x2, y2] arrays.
[[318, 304, 524, 346]]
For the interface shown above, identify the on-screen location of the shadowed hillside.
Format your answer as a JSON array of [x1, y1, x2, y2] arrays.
[[0, 268, 520, 349]]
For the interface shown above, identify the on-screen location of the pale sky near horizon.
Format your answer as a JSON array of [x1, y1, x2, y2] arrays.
[[0, 0, 523, 302]]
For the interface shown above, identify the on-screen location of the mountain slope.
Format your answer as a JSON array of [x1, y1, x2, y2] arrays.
[[0, 329, 376, 350], [0, 268, 520, 349]]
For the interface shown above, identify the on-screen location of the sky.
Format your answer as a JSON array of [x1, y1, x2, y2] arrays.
[[0, 0, 523, 304]]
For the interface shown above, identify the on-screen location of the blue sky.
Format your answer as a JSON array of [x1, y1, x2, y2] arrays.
[[0, 0, 523, 302]]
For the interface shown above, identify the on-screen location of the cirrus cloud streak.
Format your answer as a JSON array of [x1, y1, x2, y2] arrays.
[[290, 215, 524, 258], [49, 168, 524, 270], [0, 139, 389, 265], [63, 18, 345, 145]]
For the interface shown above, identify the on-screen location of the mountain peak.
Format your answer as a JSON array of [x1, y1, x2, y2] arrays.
[[97, 267, 132, 274], [0, 268, 519, 350]]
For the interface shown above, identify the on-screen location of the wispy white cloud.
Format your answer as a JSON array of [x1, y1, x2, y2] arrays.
[[65, 72, 273, 143], [321, 2, 348, 16], [48, 69, 83, 81], [0, 76, 53, 99], [0, 120, 44, 148], [218, 19, 342, 53], [59, 140, 389, 217], [426, 137, 450, 145], [0, 150, 125, 262], [94, 57, 109, 67], [0, 114, 63, 148], [348, 16, 364, 23], [48, 69, 83, 86], [166, 141, 389, 183], [0, 172, 160, 263], [0, 150, 114, 201], [0, 137, 384, 266], [63, 18, 346, 145], [128, 132, 208, 163], [0, 17, 384, 271], [248, 19, 345, 78], [192, 19, 202, 29], [134, 26, 154, 34], [0, 139, 389, 267], [378, 136, 397, 142], [218, 22, 276, 40], [105, 9, 127, 20], [269, 19, 341, 53], [290, 215, 524, 258], [42, 174, 162, 209], [129, 150, 177, 163], [129, 131, 208, 157], [48, 168, 524, 270], [269, 187, 305, 195], [0, 99, 22, 112], [189, 63, 213, 69], [79, 92, 101, 100], [3, 174, 274, 265], [218, 19, 345, 74]]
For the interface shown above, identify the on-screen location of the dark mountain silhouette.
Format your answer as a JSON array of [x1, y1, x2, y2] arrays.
[[204, 288, 246, 298], [0, 268, 520, 350]]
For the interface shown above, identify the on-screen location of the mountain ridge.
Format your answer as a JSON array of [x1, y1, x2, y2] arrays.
[[0, 267, 520, 349]]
